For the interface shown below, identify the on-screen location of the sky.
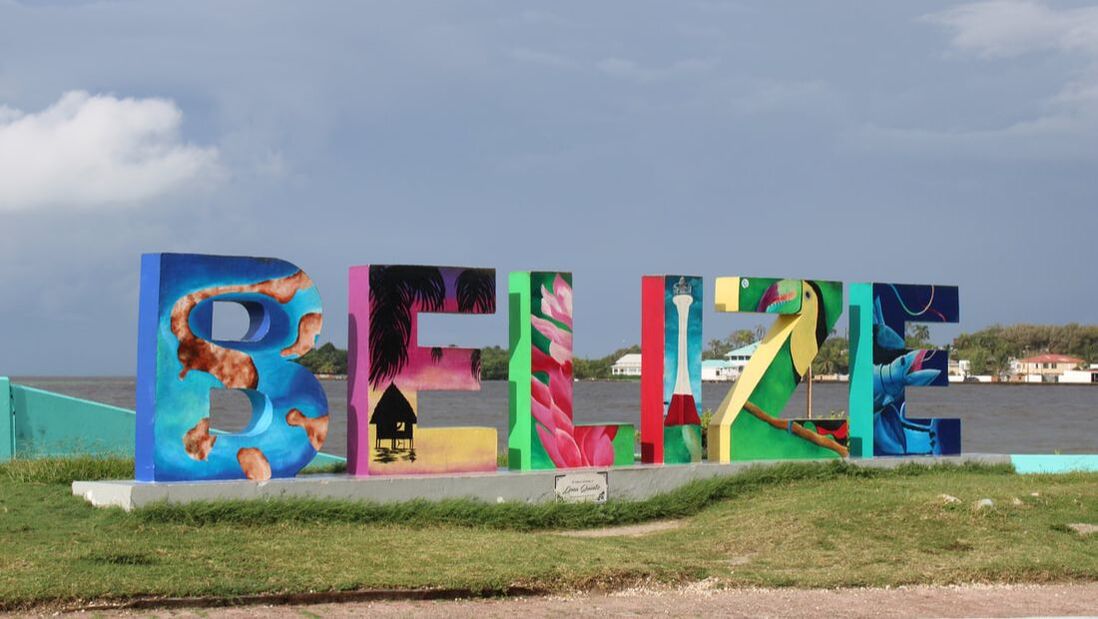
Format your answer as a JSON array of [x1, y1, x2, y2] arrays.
[[1, 0, 1097, 376]]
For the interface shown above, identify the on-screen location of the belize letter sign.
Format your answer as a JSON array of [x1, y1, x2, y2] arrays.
[[135, 253, 960, 483]]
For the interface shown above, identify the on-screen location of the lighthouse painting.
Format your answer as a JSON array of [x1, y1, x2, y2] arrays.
[[665, 277, 702, 428], [641, 275, 704, 464]]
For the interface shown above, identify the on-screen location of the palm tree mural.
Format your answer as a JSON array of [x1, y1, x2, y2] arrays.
[[456, 268, 495, 313], [456, 268, 495, 376], [368, 266, 446, 388], [367, 266, 496, 463], [368, 266, 496, 385]]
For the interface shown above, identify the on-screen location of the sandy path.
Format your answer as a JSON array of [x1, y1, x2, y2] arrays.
[[32, 582, 1098, 618]]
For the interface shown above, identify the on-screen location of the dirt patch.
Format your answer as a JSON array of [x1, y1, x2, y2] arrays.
[[556, 520, 684, 538], [57, 583, 1098, 618]]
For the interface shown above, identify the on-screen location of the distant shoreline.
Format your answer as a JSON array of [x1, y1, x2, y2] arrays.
[[310, 375, 1094, 386]]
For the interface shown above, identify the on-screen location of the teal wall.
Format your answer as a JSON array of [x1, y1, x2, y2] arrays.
[[1, 377, 344, 470], [1011, 454, 1098, 474], [847, 283, 874, 458], [0, 377, 12, 460], [9, 383, 134, 458]]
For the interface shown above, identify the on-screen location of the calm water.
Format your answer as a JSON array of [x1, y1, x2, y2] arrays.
[[12, 378, 1098, 456]]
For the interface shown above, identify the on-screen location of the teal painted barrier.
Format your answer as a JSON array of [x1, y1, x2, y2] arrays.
[[1011, 454, 1098, 474], [0, 377, 12, 460], [1, 377, 345, 470]]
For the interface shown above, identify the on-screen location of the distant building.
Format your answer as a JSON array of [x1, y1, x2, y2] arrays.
[[702, 359, 736, 382], [1060, 369, 1098, 384], [1013, 354, 1085, 382], [723, 342, 759, 376], [948, 359, 972, 383], [611, 353, 642, 377]]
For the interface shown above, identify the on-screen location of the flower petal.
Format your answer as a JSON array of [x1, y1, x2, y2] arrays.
[[531, 315, 572, 362], [548, 341, 572, 366], [531, 387, 556, 432], [548, 366, 573, 418], [552, 274, 573, 318], [532, 345, 558, 374], [536, 424, 566, 467], [576, 426, 616, 467], [554, 428, 584, 468]]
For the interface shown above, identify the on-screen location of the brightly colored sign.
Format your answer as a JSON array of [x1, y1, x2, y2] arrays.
[[132, 253, 961, 482]]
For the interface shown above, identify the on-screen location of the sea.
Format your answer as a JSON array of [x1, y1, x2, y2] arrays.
[[11, 378, 1098, 457]]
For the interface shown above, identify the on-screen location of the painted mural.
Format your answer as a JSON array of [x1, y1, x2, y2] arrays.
[[347, 265, 497, 476], [641, 275, 703, 464], [850, 283, 960, 457], [508, 271, 634, 471], [135, 253, 329, 482], [707, 277, 848, 463]]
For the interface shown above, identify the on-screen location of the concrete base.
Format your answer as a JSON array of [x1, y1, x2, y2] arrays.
[[73, 453, 1012, 511]]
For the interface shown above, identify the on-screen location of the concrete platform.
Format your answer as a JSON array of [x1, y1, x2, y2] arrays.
[[72, 453, 1012, 511]]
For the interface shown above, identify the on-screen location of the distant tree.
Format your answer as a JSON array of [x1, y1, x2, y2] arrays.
[[952, 323, 1098, 373], [479, 346, 509, 380], [703, 327, 764, 360], [812, 335, 849, 375], [904, 324, 932, 349], [298, 342, 347, 375], [575, 344, 641, 380]]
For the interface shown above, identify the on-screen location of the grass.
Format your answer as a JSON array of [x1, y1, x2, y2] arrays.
[[1, 458, 1097, 611]]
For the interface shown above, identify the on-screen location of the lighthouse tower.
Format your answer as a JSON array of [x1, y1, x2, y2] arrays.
[[665, 277, 700, 426]]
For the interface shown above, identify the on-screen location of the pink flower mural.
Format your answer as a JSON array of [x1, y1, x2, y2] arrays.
[[529, 275, 618, 468]]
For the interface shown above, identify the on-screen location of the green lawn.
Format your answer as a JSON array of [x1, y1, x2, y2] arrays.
[[1, 458, 1097, 610]]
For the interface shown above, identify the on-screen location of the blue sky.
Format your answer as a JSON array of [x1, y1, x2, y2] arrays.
[[1, 1, 1096, 375]]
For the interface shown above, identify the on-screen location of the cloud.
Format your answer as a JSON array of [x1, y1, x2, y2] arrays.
[[927, 2, 1098, 122], [509, 48, 576, 69], [596, 57, 716, 83], [861, 2, 1098, 160], [927, 1, 1098, 58], [0, 91, 219, 211]]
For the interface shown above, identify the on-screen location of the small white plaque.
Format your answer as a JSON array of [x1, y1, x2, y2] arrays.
[[554, 471, 609, 504]]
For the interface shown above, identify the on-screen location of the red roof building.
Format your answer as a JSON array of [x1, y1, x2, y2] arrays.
[[1015, 354, 1085, 379]]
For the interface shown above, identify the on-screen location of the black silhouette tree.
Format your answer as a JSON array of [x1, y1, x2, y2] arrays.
[[456, 268, 495, 377], [368, 266, 446, 387], [456, 268, 495, 314]]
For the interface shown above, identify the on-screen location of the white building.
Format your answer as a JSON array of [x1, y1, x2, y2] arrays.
[[702, 359, 736, 382], [724, 342, 759, 376], [697, 342, 761, 382], [948, 359, 972, 383], [610, 353, 642, 377], [1060, 369, 1098, 384]]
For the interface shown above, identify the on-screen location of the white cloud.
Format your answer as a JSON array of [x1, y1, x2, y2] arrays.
[[0, 91, 219, 211], [927, 2, 1098, 120], [596, 57, 716, 83], [509, 48, 576, 69], [866, 1, 1098, 160], [927, 1, 1098, 58]]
